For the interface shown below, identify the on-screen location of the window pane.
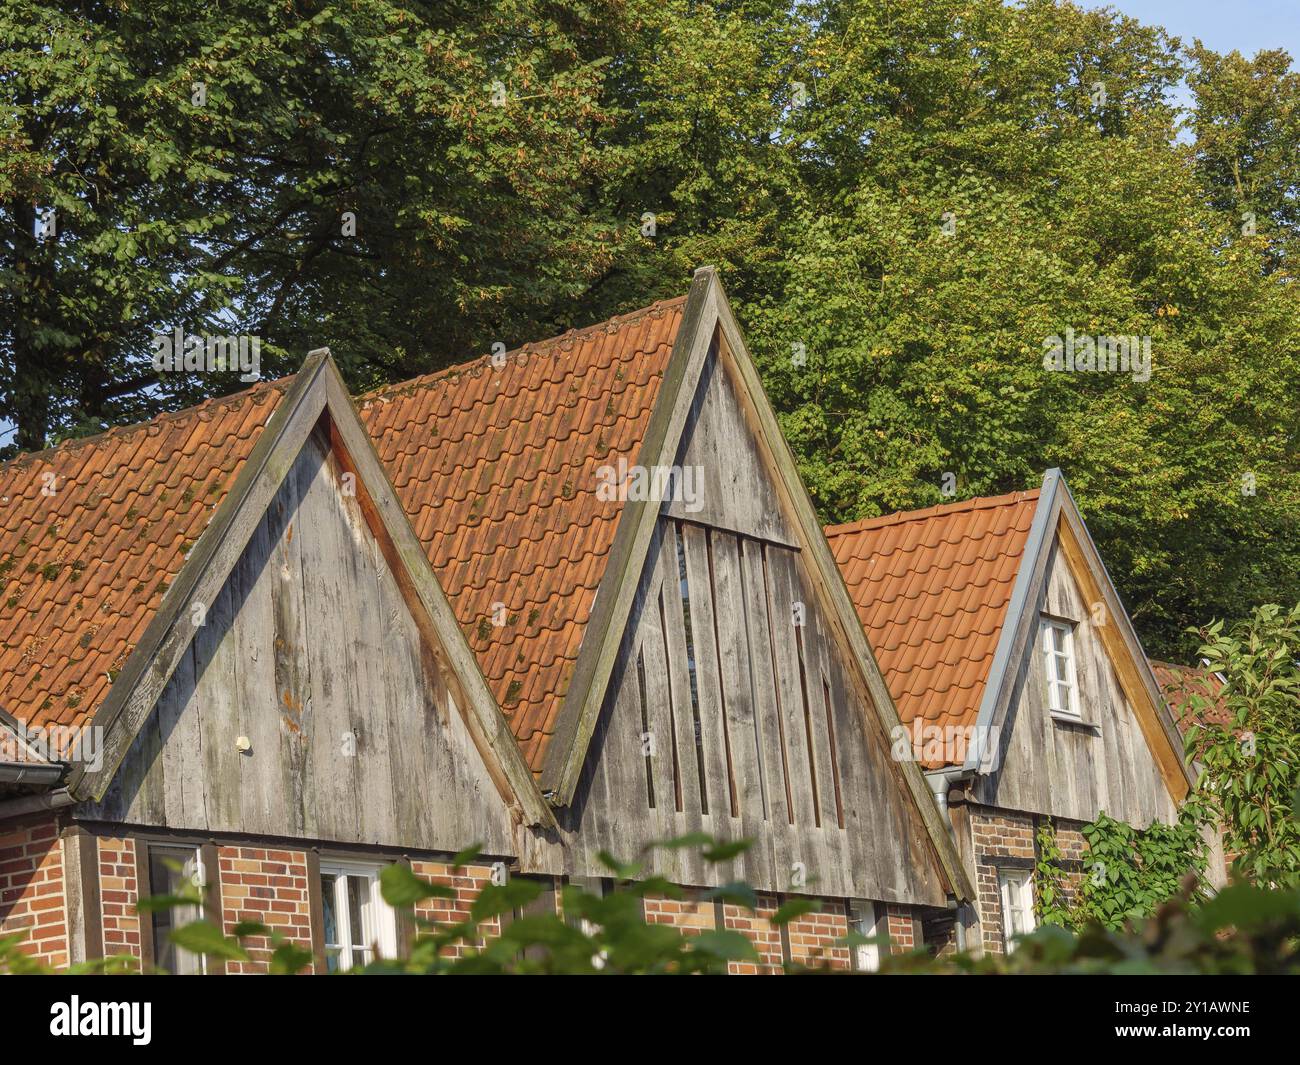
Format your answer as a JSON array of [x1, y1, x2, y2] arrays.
[[347, 875, 368, 951], [148, 845, 203, 974]]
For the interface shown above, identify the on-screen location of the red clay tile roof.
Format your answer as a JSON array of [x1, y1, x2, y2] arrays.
[[1150, 660, 1230, 735], [825, 490, 1040, 767], [0, 298, 684, 774], [358, 297, 684, 771], [0, 381, 292, 753]]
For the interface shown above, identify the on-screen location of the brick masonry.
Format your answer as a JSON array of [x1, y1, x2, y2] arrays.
[[786, 901, 850, 970], [218, 845, 313, 974], [3, 820, 932, 973], [0, 815, 66, 969], [97, 835, 141, 963], [970, 806, 1086, 954], [885, 904, 919, 954], [721, 893, 783, 974], [409, 859, 501, 957]]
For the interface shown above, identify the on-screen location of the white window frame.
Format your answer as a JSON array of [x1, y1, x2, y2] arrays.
[[147, 843, 208, 975], [318, 859, 398, 971], [998, 868, 1036, 952], [1040, 616, 1081, 719], [848, 900, 883, 972]]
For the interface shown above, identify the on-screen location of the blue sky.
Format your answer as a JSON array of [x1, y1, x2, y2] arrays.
[[1100, 0, 1299, 62]]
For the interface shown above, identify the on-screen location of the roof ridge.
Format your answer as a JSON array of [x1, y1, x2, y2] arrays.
[[359, 296, 688, 406], [1, 376, 295, 474], [824, 487, 1041, 538], [0, 295, 688, 477]]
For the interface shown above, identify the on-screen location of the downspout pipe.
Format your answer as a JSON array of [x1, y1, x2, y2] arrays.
[[926, 767, 973, 826], [927, 767, 977, 953]]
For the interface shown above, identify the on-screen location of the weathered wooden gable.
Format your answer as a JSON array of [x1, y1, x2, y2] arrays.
[[562, 343, 951, 905], [81, 427, 520, 856], [974, 536, 1180, 828]]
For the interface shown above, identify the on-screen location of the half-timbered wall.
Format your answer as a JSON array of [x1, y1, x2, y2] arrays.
[[80, 428, 519, 857], [562, 348, 950, 906], [973, 539, 1179, 828]]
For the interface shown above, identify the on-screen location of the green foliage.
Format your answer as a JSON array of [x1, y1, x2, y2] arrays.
[[5, 834, 1298, 975], [3, 1, 1297, 655], [1033, 819, 1072, 927], [1034, 810, 1207, 933], [1182, 603, 1300, 888], [1072, 812, 1207, 930]]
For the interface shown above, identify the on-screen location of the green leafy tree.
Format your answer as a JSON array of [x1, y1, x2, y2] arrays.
[[1182, 603, 1300, 889], [0, 0, 644, 451]]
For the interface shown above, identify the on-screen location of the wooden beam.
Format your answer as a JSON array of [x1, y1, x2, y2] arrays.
[[63, 824, 102, 964], [1055, 513, 1190, 802], [541, 267, 719, 803]]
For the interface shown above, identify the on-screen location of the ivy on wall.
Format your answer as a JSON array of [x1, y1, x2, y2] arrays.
[[1034, 813, 1206, 931]]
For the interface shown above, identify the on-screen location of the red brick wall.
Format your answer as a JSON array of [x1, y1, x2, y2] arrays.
[[218, 845, 312, 973], [970, 807, 1086, 954], [885, 904, 919, 954], [646, 890, 878, 973], [97, 835, 141, 964], [643, 889, 715, 935], [409, 859, 500, 957], [721, 893, 783, 974], [787, 902, 850, 970], [0, 816, 66, 969]]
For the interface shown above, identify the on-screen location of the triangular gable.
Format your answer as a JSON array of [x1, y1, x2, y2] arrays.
[[543, 268, 973, 901], [83, 420, 527, 852], [62, 352, 553, 829], [965, 470, 1192, 803]]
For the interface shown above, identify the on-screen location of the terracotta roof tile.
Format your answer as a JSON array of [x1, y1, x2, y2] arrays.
[[1150, 660, 1230, 735], [359, 297, 684, 772], [825, 489, 1040, 768], [0, 379, 292, 751], [0, 296, 684, 777]]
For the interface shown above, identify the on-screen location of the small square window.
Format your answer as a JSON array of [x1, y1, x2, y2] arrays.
[[319, 860, 397, 971], [998, 868, 1036, 953], [1040, 617, 1080, 718]]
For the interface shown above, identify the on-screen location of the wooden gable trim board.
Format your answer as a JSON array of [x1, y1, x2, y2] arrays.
[[66, 350, 555, 831], [963, 469, 1191, 801], [1052, 482, 1192, 800], [318, 358, 555, 830], [542, 267, 974, 902], [540, 266, 718, 804], [962, 469, 1064, 773]]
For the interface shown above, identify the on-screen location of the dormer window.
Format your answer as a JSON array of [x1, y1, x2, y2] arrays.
[[1040, 617, 1080, 719]]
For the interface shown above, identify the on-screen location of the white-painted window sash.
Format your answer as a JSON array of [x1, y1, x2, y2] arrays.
[[849, 899, 883, 972], [319, 859, 397, 971], [998, 868, 1036, 952], [1041, 617, 1081, 718]]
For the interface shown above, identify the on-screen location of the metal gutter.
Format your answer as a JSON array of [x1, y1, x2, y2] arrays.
[[0, 762, 66, 787], [0, 786, 74, 820]]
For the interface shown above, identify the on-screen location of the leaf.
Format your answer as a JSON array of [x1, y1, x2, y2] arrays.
[[380, 863, 455, 907], [169, 920, 248, 961]]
